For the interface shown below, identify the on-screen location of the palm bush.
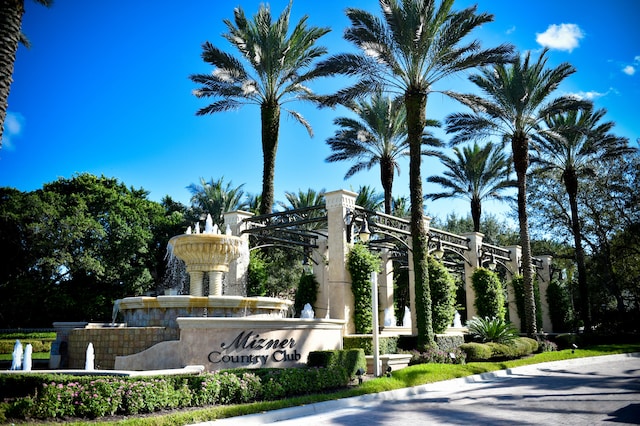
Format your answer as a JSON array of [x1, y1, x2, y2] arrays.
[[466, 316, 519, 344]]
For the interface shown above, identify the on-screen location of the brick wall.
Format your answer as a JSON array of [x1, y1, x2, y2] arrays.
[[68, 327, 178, 370]]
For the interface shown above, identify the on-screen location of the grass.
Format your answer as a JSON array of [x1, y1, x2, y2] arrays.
[[20, 343, 636, 426]]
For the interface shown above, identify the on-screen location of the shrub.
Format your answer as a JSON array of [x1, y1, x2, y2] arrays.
[[471, 268, 505, 320], [247, 250, 268, 297], [537, 339, 558, 353], [429, 257, 457, 333], [435, 334, 464, 352], [459, 342, 492, 361], [407, 347, 467, 365], [467, 316, 519, 344], [307, 349, 366, 379], [343, 335, 399, 355], [293, 272, 319, 318], [347, 243, 381, 334], [546, 279, 575, 332]]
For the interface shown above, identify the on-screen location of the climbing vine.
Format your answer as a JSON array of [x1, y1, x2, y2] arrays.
[[347, 243, 381, 334]]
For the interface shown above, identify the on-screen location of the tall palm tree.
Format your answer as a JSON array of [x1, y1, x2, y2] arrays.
[[445, 49, 586, 335], [190, 2, 330, 215], [0, 0, 53, 148], [317, 0, 512, 348], [426, 141, 515, 232], [327, 92, 442, 214], [532, 104, 634, 332], [186, 177, 247, 229]]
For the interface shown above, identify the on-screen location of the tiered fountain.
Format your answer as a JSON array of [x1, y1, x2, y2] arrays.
[[61, 214, 344, 372]]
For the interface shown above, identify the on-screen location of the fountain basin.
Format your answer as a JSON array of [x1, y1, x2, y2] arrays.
[[168, 233, 242, 273], [117, 295, 293, 329]]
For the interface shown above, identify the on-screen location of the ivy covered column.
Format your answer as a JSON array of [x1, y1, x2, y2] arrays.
[[463, 232, 484, 321], [324, 190, 358, 334]]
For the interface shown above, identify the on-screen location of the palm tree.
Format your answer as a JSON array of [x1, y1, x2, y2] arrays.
[[327, 92, 443, 214], [0, 0, 53, 148], [186, 177, 247, 228], [354, 184, 384, 212], [318, 0, 512, 348], [426, 141, 515, 232], [532, 104, 634, 332], [445, 49, 587, 335], [190, 2, 330, 215], [277, 188, 325, 210]]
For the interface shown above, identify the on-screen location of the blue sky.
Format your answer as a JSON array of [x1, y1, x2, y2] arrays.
[[1, 0, 638, 222]]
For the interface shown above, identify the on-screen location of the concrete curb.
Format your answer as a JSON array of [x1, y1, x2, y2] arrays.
[[200, 353, 640, 425]]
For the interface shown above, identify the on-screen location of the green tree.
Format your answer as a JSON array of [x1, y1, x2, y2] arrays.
[[190, 2, 330, 215], [532, 104, 634, 332], [354, 185, 383, 212], [471, 267, 505, 320], [445, 49, 584, 335], [318, 0, 512, 348], [347, 243, 381, 334], [277, 188, 325, 210], [0, 0, 53, 148], [428, 256, 457, 333], [186, 177, 246, 229], [427, 142, 515, 232]]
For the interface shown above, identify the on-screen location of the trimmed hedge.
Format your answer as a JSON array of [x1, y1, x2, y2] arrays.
[[459, 337, 539, 361], [0, 367, 350, 421], [435, 334, 464, 352], [343, 335, 399, 355], [306, 349, 366, 379], [0, 339, 53, 354]]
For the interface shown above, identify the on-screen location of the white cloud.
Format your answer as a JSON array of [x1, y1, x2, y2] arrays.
[[1, 112, 25, 151], [536, 23, 584, 52], [566, 87, 614, 100], [623, 65, 636, 76], [506, 26, 516, 35]]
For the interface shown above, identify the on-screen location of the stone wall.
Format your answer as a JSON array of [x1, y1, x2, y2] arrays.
[[68, 326, 178, 370]]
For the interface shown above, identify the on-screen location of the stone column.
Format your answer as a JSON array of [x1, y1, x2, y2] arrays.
[[537, 255, 553, 333], [462, 232, 484, 321], [223, 210, 254, 296], [324, 189, 357, 334], [506, 245, 522, 331], [378, 249, 395, 327], [189, 271, 204, 296], [312, 236, 330, 318]]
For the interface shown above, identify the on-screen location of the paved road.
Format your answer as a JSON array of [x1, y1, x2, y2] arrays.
[[204, 353, 640, 425]]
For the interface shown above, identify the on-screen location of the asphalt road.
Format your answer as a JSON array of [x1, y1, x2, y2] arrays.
[[203, 353, 640, 425]]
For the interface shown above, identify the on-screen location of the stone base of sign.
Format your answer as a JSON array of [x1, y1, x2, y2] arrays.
[[365, 354, 413, 375], [114, 317, 345, 371]]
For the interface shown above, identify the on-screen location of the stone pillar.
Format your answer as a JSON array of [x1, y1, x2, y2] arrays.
[[224, 210, 254, 296], [312, 236, 329, 318], [189, 271, 204, 296], [378, 249, 395, 327], [462, 232, 484, 321], [506, 245, 522, 331], [324, 189, 358, 334], [537, 255, 554, 333]]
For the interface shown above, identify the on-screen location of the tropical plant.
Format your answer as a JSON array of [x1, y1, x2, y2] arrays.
[[0, 0, 53, 148], [318, 0, 512, 349], [186, 177, 246, 229], [445, 49, 585, 335], [531, 104, 634, 332], [277, 188, 325, 210], [466, 316, 518, 344], [190, 2, 330, 215], [354, 185, 384, 212], [426, 141, 515, 232]]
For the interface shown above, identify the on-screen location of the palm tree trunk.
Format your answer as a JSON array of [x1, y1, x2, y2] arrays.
[[405, 89, 434, 349], [564, 168, 591, 332], [0, 1, 25, 147], [260, 101, 280, 215], [380, 156, 394, 215], [471, 195, 481, 232], [512, 132, 537, 336]]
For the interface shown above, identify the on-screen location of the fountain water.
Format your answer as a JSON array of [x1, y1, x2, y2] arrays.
[[301, 303, 315, 318], [383, 307, 396, 327], [402, 306, 412, 328], [85, 343, 95, 371], [10, 340, 22, 370], [22, 344, 33, 371]]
